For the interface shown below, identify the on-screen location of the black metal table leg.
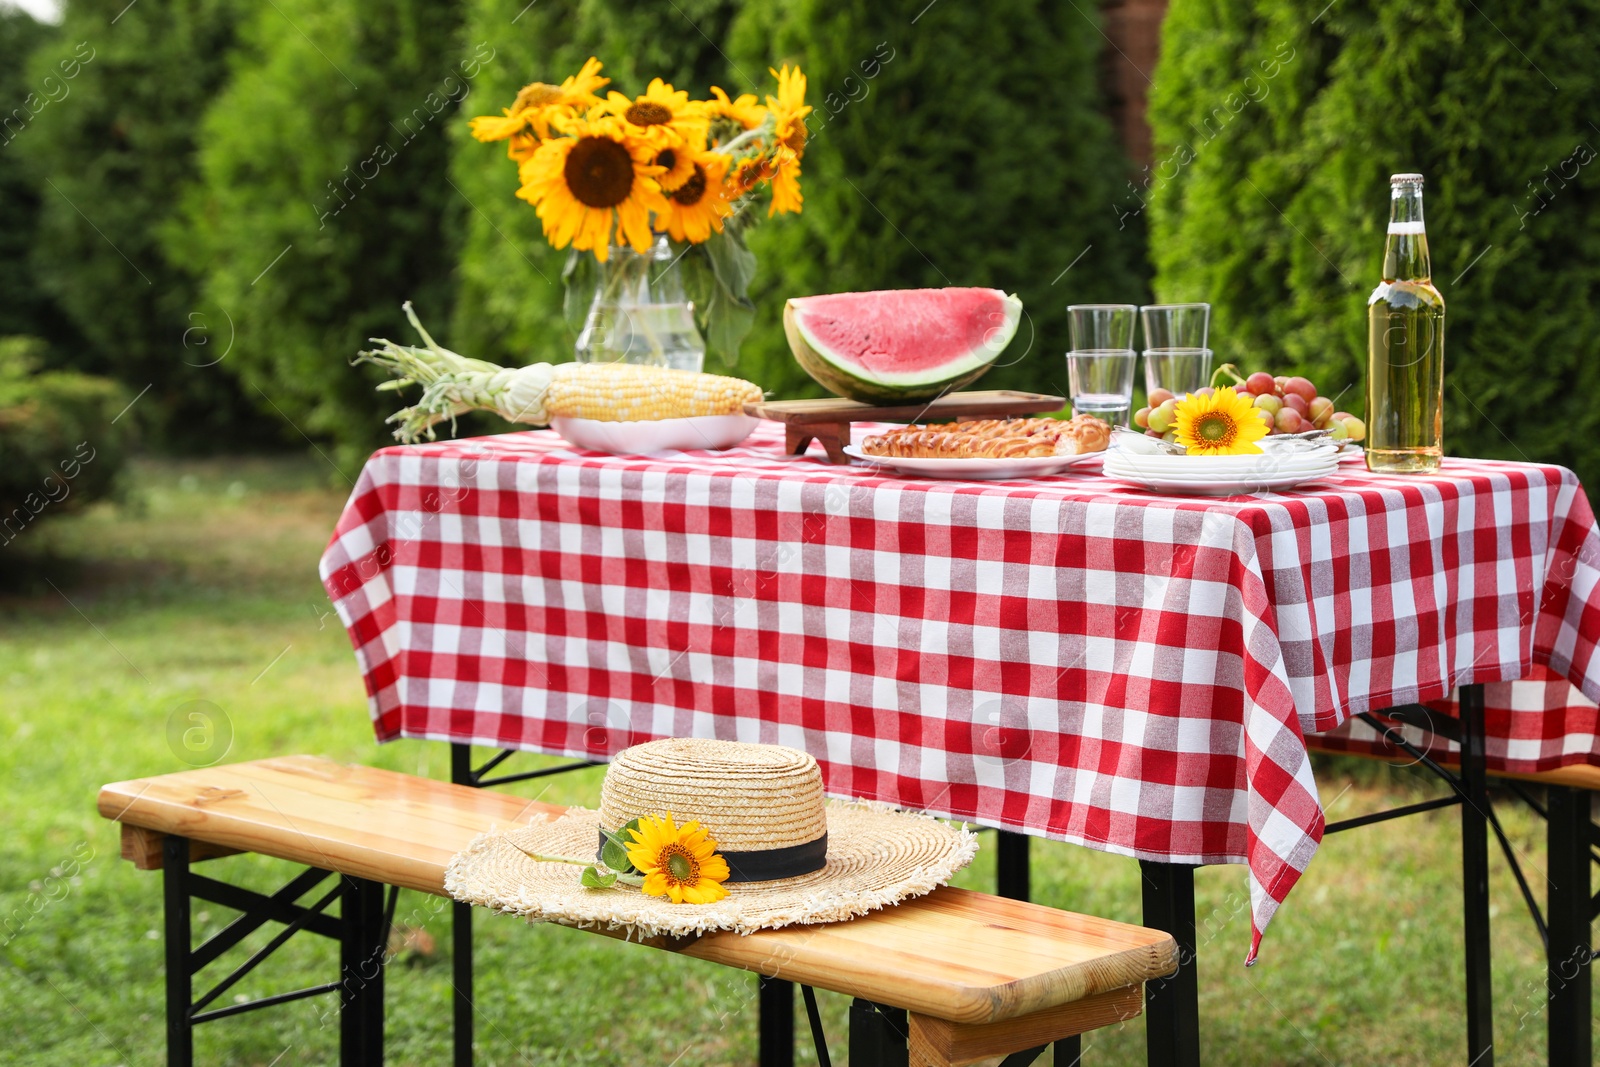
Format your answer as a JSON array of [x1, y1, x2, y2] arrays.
[[759, 976, 795, 1067], [998, 830, 1031, 900], [1546, 784, 1592, 1066], [1055, 1034, 1083, 1064], [848, 999, 909, 1067], [1457, 684, 1494, 1066], [340, 876, 386, 1066], [1140, 861, 1200, 1067], [163, 834, 194, 1067]]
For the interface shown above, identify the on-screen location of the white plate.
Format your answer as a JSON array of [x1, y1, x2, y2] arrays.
[[551, 414, 758, 453], [1106, 449, 1339, 477], [1103, 462, 1339, 496], [1103, 460, 1338, 483], [842, 445, 1104, 481]]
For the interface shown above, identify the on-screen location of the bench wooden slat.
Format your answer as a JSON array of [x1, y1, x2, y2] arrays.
[[99, 756, 1176, 1028]]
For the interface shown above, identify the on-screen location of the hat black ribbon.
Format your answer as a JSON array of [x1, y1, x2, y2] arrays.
[[599, 831, 828, 883]]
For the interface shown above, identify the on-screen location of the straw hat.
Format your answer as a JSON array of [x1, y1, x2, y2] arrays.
[[445, 737, 978, 939]]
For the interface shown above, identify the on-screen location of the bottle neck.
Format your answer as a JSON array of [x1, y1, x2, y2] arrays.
[[1383, 182, 1432, 282]]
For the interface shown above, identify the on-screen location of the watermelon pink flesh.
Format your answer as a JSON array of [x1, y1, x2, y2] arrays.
[[788, 287, 1022, 386]]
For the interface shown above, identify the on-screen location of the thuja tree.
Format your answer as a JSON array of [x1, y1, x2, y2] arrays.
[[174, 0, 471, 463], [1149, 0, 1600, 478], [16, 0, 266, 446], [448, 0, 744, 370], [727, 0, 1149, 399]]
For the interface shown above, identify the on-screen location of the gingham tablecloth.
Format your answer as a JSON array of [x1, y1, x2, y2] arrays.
[[319, 423, 1600, 961]]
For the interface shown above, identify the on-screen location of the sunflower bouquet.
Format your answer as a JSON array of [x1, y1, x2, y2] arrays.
[[470, 58, 811, 362]]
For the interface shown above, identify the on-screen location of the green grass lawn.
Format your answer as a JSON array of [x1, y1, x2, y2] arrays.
[[0, 454, 1587, 1064]]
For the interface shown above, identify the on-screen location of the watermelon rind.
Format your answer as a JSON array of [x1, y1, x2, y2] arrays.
[[783, 290, 1023, 404]]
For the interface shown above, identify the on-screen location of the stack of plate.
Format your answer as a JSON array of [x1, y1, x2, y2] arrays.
[[1103, 442, 1340, 495]]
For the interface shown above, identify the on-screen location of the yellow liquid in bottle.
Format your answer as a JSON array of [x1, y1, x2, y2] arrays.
[[1366, 195, 1445, 474]]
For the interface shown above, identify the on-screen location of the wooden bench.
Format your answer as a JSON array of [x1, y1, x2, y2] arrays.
[[1305, 703, 1597, 1066], [99, 755, 1178, 1067]]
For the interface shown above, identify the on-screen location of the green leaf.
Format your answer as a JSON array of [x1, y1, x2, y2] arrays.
[[703, 283, 758, 370], [599, 817, 643, 874], [580, 865, 618, 889], [703, 225, 758, 303]]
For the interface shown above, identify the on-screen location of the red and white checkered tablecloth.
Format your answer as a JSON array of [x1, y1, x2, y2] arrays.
[[319, 423, 1600, 961]]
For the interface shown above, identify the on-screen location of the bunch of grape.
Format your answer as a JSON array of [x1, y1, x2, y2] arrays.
[[1134, 372, 1367, 443]]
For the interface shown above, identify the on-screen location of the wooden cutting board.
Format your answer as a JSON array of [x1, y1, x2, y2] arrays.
[[746, 390, 1067, 464]]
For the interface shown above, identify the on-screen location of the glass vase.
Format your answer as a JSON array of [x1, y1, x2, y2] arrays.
[[573, 233, 706, 372]]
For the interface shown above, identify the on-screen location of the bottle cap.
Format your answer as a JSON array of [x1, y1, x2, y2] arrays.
[[1390, 173, 1424, 184]]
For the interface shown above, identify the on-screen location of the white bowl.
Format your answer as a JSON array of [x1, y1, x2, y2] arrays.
[[550, 414, 759, 454]]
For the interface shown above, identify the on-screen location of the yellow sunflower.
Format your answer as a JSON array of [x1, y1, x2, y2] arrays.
[[601, 77, 708, 148], [515, 114, 667, 260], [469, 56, 610, 155], [661, 152, 735, 243], [703, 85, 767, 145], [649, 141, 700, 195], [625, 813, 731, 905], [1173, 387, 1270, 455], [766, 64, 812, 158], [768, 147, 803, 217]]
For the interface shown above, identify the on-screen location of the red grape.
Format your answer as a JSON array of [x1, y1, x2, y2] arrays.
[[1282, 393, 1309, 417], [1308, 396, 1334, 426], [1275, 408, 1304, 434], [1254, 394, 1282, 415], [1134, 407, 1151, 429], [1148, 388, 1175, 406], [1245, 372, 1276, 396], [1285, 376, 1318, 403], [1273, 376, 1290, 395]]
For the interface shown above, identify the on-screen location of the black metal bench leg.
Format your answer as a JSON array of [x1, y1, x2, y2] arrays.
[[450, 744, 476, 1067], [1055, 1033, 1084, 1064], [453, 901, 474, 1067], [998, 830, 1031, 900], [1546, 785, 1592, 1066], [163, 834, 194, 1067], [340, 876, 386, 1067], [849, 998, 909, 1067], [759, 977, 795, 1067], [1140, 861, 1200, 1067], [1458, 683, 1494, 1066]]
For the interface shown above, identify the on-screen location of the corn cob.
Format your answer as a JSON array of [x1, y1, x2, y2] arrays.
[[357, 303, 764, 442], [543, 362, 763, 422]]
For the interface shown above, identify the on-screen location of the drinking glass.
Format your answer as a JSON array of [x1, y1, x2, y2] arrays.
[[1140, 303, 1210, 349], [1143, 347, 1214, 399], [1068, 304, 1137, 351], [1066, 349, 1137, 427]]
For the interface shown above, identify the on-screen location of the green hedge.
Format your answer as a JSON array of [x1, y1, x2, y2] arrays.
[[0, 338, 127, 545], [173, 0, 469, 465], [16, 0, 269, 449], [449, 0, 1145, 404], [727, 0, 1148, 400], [1148, 0, 1600, 481]]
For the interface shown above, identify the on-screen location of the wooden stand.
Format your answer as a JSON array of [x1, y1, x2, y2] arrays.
[[745, 390, 1067, 465]]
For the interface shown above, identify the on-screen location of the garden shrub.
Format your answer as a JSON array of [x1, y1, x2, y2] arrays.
[[174, 0, 469, 465], [1148, 0, 1600, 480], [449, 0, 1145, 403], [16, 0, 269, 449], [0, 337, 128, 546], [726, 0, 1149, 399]]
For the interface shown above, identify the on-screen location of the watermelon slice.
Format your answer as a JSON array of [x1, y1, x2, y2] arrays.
[[784, 287, 1023, 404]]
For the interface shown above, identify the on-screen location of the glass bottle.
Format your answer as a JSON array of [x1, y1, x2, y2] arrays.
[[574, 232, 706, 372], [1366, 173, 1445, 473]]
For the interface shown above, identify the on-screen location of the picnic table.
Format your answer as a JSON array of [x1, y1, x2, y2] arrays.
[[320, 421, 1600, 1064]]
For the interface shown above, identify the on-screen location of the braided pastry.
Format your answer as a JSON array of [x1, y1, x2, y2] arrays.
[[861, 415, 1110, 459]]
